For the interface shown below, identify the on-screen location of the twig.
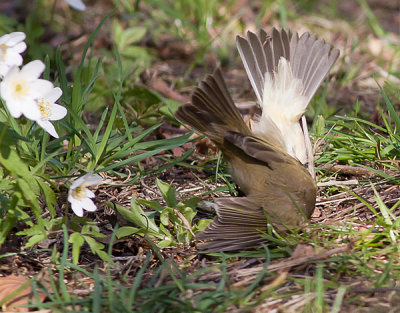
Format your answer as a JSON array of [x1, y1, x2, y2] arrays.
[[140, 178, 161, 196], [351, 286, 400, 293], [198, 244, 351, 283], [321, 164, 386, 177], [235, 244, 351, 278], [317, 179, 359, 187], [174, 209, 195, 237]]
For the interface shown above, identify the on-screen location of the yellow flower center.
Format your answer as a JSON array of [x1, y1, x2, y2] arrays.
[[0, 44, 8, 60], [72, 186, 87, 200], [12, 80, 28, 98], [38, 98, 52, 119]]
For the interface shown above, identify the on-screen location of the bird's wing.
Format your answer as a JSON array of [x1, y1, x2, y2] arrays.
[[224, 130, 295, 168], [196, 197, 268, 252], [175, 68, 250, 146]]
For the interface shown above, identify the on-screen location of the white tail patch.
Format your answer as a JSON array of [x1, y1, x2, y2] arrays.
[[253, 57, 309, 164]]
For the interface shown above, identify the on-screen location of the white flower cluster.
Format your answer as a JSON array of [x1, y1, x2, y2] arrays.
[[0, 31, 100, 216], [68, 172, 102, 217], [0, 32, 67, 138]]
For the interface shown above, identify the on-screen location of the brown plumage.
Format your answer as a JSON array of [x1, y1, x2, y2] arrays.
[[175, 28, 339, 252]]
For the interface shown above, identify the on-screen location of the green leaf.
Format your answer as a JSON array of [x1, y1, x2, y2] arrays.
[[136, 199, 164, 212], [193, 219, 212, 233], [82, 224, 107, 238], [180, 206, 197, 225], [110, 199, 159, 233], [37, 179, 56, 218], [314, 115, 326, 138], [159, 98, 182, 120], [115, 226, 141, 238], [25, 233, 46, 248], [0, 150, 38, 190], [69, 232, 85, 264], [157, 239, 173, 249], [95, 101, 118, 165], [115, 225, 165, 240], [156, 179, 177, 207], [113, 22, 146, 50], [159, 223, 173, 238], [160, 208, 172, 226], [0, 209, 17, 248], [83, 236, 112, 263], [98, 132, 193, 172], [379, 85, 400, 134], [0, 122, 27, 149], [183, 197, 201, 209], [120, 46, 151, 63]]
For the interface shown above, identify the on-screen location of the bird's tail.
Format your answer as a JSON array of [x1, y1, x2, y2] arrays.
[[175, 69, 251, 147], [236, 28, 339, 171]]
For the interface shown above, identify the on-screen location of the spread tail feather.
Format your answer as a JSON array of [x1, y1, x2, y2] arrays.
[[236, 27, 339, 108], [289, 32, 340, 104], [236, 27, 339, 170]]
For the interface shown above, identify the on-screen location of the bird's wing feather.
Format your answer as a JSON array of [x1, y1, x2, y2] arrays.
[[175, 68, 249, 145], [224, 130, 294, 167], [197, 197, 268, 252]]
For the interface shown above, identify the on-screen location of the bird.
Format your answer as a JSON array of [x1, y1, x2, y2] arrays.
[[175, 28, 339, 252]]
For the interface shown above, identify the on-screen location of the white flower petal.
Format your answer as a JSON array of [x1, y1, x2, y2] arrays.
[[85, 189, 95, 198], [0, 65, 18, 88], [64, 0, 86, 11], [48, 103, 67, 121], [0, 34, 9, 44], [67, 190, 73, 202], [1, 63, 17, 77], [45, 87, 62, 102], [80, 197, 97, 212], [0, 32, 26, 77], [5, 51, 23, 66], [0, 64, 10, 77], [0, 64, 53, 121], [20, 60, 45, 79], [37, 119, 59, 138], [83, 174, 102, 186], [18, 100, 41, 121], [70, 175, 87, 189], [68, 172, 102, 216], [12, 42, 27, 54], [6, 101, 22, 118], [29, 79, 53, 98], [5, 32, 26, 46], [71, 201, 84, 217]]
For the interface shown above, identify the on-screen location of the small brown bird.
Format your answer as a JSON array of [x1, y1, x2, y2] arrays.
[[175, 28, 339, 252]]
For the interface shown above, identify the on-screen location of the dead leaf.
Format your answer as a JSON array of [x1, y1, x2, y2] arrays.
[[311, 206, 322, 218], [290, 244, 323, 259], [146, 74, 189, 103], [0, 275, 46, 312], [172, 147, 184, 157]]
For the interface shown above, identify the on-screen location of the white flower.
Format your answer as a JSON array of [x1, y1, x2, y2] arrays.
[[64, 0, 86, 11], [0, 32, 27, 77], [68, 172, 102, 217], [0, 60, 53, 120], [36, 87, 67, 138]]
